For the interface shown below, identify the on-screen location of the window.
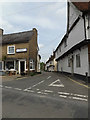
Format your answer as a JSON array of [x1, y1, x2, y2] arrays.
[[64, 39, 67, 47], [30, 59, 35, 70], [76, 54, 81, 67], [7, 46, 15, 54], [59, 47, 61, 52], [6, 61, 14, 70], [68, 57, 71, 67], [0, 62, 3, 70]]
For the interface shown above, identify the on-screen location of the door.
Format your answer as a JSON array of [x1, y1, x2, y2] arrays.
[[20, 61, 25, 74]]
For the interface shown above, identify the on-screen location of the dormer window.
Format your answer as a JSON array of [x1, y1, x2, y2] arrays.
[[7, 45, 15, 54]]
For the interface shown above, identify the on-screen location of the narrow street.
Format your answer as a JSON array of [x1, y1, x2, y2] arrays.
[[2, 72, 88, 118]]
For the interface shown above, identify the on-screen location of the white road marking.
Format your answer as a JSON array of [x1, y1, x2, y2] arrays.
[[14, 88, 22, 91], [71, 97, 88, 102], [23, 89, 30, 92], [4, 86, 12, 89], [72, 93, 88, 98], [47, 76, 51, 79], [28, 90, 34, 93], [37, 89, 39, 91], [49, 79, 64, 87], [37, 91, 42, 94], [23, 89, 34, 93], [0, 85, 3, 88], [25, 80, 45, 90], [32, 80, 45, 87], [44, 90, 53, 93], [58, 92, 70, 95], [37, 91, 48, 95], [59, 95, 67, 98]]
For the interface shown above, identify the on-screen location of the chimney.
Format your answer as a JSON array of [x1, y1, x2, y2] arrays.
[[0, 28, 3, 36]]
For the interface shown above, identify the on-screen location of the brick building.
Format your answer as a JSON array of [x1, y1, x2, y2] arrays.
[[0, 28, 40, 75]]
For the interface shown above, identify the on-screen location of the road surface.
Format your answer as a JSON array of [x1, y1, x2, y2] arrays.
[[2, 72, 88, 118]]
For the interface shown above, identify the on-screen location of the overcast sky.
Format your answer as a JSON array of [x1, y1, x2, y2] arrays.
[[0, 1, 67, 62]]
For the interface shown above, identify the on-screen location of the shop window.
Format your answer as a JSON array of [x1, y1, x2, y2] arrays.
[[30, 59, 35, 70], [7, 46, 15, 54], [76, 54, 81, 67], [6, 61, 14, 70]]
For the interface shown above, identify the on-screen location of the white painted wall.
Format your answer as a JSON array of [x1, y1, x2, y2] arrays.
[[57, 45, 89, 76], [69, 2, 82, 29], [56, 17, 85, 60]]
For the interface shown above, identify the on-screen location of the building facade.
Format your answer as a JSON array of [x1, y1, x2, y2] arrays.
[[55, 1, 90, 79], [45, 52, 57, 72], [0, 28, 40, 75]]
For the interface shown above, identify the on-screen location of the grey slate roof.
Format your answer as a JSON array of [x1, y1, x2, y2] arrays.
[[2, 30, 34, 44]]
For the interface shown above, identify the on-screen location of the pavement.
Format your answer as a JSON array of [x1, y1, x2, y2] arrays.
[[1, 72, 89, 118]]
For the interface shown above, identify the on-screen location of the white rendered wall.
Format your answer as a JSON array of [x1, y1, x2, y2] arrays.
[[56, 17, 85, 60], [69, 2, 82, 29], [57, 45, 89, 76]]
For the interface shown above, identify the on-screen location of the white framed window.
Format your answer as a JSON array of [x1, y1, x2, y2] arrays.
[[76, 54, 81, 67], [7, 45, 15, 54], [30, 59, 35, 70]]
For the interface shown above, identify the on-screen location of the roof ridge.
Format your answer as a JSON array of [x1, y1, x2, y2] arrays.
[[3, 29, 33, 36]]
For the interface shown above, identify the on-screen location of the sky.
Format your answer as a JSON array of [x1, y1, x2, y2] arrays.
[[0, 1, 67, 62]]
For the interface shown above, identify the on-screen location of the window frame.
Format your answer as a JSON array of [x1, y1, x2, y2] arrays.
[[30, 59, 35, 70], [7, 45, 15, 55], [76, 54, 81, 68]]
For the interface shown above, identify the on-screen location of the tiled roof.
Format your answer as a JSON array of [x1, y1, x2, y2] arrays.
[[72, 2, 90, 11]]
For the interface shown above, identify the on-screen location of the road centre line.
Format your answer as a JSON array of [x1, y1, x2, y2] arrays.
[[32, 80, 45, 87], [25, 80, 45, 90], [47, 76, 51, 79]]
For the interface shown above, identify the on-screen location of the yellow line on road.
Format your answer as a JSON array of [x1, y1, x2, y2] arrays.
[[65, 76, 90, 89]]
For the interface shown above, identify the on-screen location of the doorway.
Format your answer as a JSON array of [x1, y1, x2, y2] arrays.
[[20, 61, 25, 74]]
